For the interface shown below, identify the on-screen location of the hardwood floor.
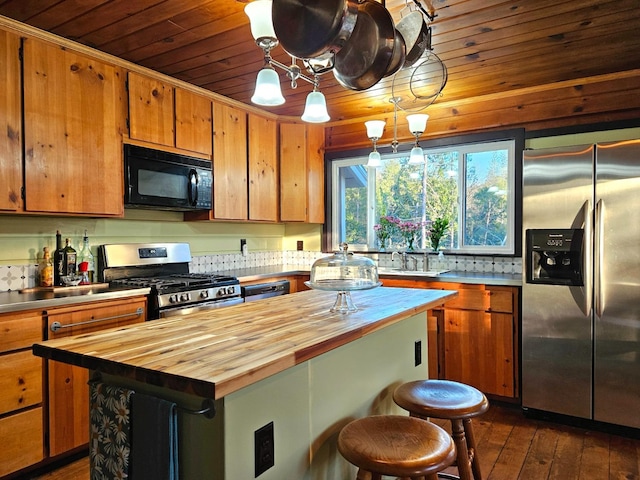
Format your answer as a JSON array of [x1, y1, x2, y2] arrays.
[[29, 403, 640, 480]]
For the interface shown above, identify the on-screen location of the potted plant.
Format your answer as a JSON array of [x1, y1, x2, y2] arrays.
[[429, 217, 449, 252]]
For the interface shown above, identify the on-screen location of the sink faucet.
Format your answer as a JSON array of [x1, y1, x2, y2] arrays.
[[392, 251, 418, 271]]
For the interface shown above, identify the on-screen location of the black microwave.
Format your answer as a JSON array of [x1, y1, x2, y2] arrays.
[[124, 144, 212, 211]]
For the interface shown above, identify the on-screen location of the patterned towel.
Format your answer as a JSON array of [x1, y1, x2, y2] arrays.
[[89, 381, 134, 480]]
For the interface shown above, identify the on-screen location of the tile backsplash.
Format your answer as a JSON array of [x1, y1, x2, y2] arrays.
[[0, 251, 522, 292]]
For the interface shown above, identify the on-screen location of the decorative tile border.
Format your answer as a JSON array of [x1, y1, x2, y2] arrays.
[[1, 252, 522, 292]]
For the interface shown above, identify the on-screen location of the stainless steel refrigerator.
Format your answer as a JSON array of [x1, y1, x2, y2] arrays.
[[522, 139, 640, 429]]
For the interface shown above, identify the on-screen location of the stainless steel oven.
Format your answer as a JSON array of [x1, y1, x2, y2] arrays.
[[98, 243, 241, 319]]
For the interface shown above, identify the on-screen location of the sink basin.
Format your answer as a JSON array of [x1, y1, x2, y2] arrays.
[[378, 268, 450, 277]]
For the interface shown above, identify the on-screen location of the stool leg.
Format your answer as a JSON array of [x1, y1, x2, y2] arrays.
[[356, 469, 376, 480], [463, 418, 483, 480], [451, 419, 473, 480]]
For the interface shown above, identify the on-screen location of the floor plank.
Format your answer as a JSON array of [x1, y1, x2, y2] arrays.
[[27, 403, 640, 480]]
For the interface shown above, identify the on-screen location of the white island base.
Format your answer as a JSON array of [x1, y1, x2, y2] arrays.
[[98, 311, 428, 480]]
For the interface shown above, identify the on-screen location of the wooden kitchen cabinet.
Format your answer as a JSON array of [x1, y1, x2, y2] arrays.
[[381, 277, 519, 399], [0, 310, 44, 477], [128, 72, 213, 157], [248, 114, 278, 221], [175, 87, 213, 155], [46, 297, 147, 457], [212, 103, 248, 220], [127, 71, 175, 148], [23, 37, 126, 216], [0, 30, 21, 212], [280, 122, 325, 223]]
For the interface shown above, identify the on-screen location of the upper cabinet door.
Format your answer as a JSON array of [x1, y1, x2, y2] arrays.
[[280, 122, 325, 223], [127, 71, 174, 147], [0, 31, 21, 212], [213, 103, 248, 220], [248, 114, 278, 222], [306, 124, 325, 224], [175, 89, 212, 156], [280, 123, 307, 222], [23, 38, 126, 216]]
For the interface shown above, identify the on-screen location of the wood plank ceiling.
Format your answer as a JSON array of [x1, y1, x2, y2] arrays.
[[1, 0, 639, 126]]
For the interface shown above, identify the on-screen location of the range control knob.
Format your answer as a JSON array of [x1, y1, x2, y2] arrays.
[[180, 293, 191, 302], [200, 290, 210, 299], [169, 294, 179, 304], [227, 286, 236, 294], [217, 287, 227, 297]]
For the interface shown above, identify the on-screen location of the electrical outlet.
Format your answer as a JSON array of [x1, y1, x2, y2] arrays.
[[254, 421, 274, 477], [414, 340, 422, 366], [296, 240, 304, 251], [241, 239, 247, 257]]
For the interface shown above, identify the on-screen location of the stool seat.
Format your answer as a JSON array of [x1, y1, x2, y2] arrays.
[[393, 380, 489, 419], [393, 380, 489, 480], [338, 415, 456, 479]]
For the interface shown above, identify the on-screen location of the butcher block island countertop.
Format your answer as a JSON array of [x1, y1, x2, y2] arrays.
[[32, 287, 457, 479], [32, 287, 456, 400]]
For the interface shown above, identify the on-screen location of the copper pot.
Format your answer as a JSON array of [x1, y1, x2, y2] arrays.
[[333, 0, 396, 91], [273, 0, 360, 59]]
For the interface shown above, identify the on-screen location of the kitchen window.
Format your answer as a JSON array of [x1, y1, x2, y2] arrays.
[[328, 131, 522, 255]]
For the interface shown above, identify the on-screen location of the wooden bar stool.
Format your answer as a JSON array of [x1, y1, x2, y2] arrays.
[[393, 380, 489, 480], [337, 415, 456, 480]]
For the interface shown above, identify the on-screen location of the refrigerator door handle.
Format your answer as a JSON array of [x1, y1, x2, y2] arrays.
[[581, 200, 593, 317], [594, 199, 605, 317]]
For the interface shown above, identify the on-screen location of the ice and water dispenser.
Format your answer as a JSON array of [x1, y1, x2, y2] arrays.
[[526, 229, 584, 286]]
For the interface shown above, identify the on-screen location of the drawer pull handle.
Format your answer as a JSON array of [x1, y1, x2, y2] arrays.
[[50, 307, 144, 333]]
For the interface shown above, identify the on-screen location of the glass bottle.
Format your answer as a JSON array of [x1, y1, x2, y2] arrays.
[[39, 247, 54, 287], [54, 230, 64, 286], [78, 230, 95, 283], [62, 238, 77, 277]]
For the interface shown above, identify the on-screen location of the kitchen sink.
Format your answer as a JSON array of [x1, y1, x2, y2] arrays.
[[378, 268, 450, 277]]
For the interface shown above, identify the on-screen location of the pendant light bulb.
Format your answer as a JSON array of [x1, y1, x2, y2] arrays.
[[251, 67, 285, 106], [301, 91, 330, 123], [367, 150, 382, 168], [409, 146, 425, 164]]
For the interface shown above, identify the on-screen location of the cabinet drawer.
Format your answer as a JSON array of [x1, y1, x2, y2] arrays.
[[46, 297, 147, 338], [440, 288, 487, 310], [0, 407, 44, 477], [489, 289, 514, 313], [0, 311, 43, 353], [0, 350, 43, 415]]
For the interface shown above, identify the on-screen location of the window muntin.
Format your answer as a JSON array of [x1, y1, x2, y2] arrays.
[[331, 139, 516, 254]]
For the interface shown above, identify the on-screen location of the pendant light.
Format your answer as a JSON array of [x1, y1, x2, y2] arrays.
[[407, 114, 429, 164], [365, 120, 386, 168], [245, 0, 330, 123]]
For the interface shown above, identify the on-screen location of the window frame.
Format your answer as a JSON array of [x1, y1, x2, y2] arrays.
[[324, 128, 524, 256]]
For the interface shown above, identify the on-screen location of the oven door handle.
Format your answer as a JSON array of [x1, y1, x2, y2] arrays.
[[188, 168, 199, 206], [50, 307, 144, 333]]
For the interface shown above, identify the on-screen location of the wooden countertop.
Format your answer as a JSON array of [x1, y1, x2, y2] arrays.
[[32, 287, 456, 400]]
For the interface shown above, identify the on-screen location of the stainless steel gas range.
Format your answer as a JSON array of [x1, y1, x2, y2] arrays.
[[97, 243, 242, 319]]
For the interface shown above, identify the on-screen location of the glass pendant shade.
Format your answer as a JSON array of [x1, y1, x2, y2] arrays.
[[365, 120, 386, 140], [244, 0, 276, 41], [251, 68, 285, 106], [301, 91, 330, 123], [409, 146, 425, 164], [367, 151, 382, 167], [406, 114, 429, 135]]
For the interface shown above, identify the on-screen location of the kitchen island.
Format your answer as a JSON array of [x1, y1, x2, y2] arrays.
[[33, 287, 456, 480]]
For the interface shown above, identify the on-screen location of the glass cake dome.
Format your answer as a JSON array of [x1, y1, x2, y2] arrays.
[[305, 243, 381, 313]]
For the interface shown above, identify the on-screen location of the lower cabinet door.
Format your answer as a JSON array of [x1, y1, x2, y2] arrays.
[[0, 408, 44, 477], [46, 297, 147, 456], [443, 309, 515, 397]]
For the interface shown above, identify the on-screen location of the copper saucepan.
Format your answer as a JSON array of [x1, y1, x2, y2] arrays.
[[272, 0, 361, 59], [396, 10, 431, 69], [333, 0, 396, 91]]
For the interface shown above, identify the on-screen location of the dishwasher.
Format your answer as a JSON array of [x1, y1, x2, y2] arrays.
[[242, 280, 290, 302]]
